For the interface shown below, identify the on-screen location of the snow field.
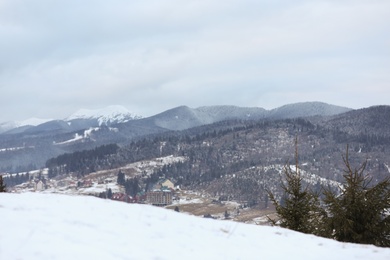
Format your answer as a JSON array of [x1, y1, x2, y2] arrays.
[[0, 193, 389, 260]]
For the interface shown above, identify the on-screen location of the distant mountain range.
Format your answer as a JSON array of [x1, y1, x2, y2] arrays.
[[143, 102, 351, 131], [0, 101, 380, 173], [0, 102, 351, 135]]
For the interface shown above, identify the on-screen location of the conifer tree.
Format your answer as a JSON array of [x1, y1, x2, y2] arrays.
[[0, 175, 7, 192], [268, 138, 323, 235], [323, 145, 390, 247], [117, 171, 125, 185], [107, 188, 113, 199]]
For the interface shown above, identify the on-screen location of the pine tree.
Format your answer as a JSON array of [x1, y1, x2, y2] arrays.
[[268, 138, 323, 235], [107, 188, 113, 199], [323, 145, 390, 247], [0, 175, 7, 192], [117, 170, 125, 185]]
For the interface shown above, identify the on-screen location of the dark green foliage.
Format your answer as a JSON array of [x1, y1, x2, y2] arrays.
[[323, 146, 390, 247], [107, 188, 113, 199], [98, 191, 107, 199], [46, 144, 119, 176], [0, 175, 7, 192], [270, 143, 390, 247], [268, 139, 323, 235], [224, 210, 230, 219], [117, 170, 125, 185], [124, 178, 140, 197]]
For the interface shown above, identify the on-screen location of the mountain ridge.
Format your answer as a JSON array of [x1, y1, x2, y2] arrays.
[[1, 105, 142, 135], [1, 102, 351, 134], [66, 105, 142, 125], [268, 101, 351, 119], [128, 102, 352, 132], [0, 117, 53, 134], [1, 101, 380, 173]]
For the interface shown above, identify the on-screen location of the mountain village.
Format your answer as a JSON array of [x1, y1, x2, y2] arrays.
[[4, 153, 268, 223]]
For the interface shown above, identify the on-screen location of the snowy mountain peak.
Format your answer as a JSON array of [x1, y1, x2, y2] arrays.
[[66, 105, 142, 125]]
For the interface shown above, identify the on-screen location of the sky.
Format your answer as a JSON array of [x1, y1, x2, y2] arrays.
[[0, 0, 389, 122]]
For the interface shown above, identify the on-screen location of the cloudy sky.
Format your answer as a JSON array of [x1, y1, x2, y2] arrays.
[[1, 0, 389, 122]]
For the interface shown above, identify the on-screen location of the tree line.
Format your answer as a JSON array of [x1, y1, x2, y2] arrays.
[[2, 172, 31, 187], [46, 144, 119, 178]]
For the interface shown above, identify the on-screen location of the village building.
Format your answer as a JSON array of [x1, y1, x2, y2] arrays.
[[34, 180, 45, 191], [112, 193, 134, 203], [153, 179, 175, 190], [146, 190, 172, 206]]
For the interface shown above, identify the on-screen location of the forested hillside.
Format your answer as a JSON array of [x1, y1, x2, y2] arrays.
[[0, 102, 353, 173], [42, 115, 390, 205]]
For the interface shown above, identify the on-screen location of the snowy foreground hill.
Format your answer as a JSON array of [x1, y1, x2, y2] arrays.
[[1, 193, 389, 260]]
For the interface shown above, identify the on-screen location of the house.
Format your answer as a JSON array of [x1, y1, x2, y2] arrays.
[[160, 179, 174, 189], [146, 178, 175, 206], [34, 180, 45, 191], [154, 179, 175, 190], [146, 190, 172, 206], [112, 193, 135, 203]]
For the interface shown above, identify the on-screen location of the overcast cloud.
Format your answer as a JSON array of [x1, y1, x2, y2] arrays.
[[1, 0, 389, 122]]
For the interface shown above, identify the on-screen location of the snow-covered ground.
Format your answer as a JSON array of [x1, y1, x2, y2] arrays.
[[117, 155, 187, 177], [53, 127, 99, 145], [1, 193, 389, 260], [264, 164, 340, 188]]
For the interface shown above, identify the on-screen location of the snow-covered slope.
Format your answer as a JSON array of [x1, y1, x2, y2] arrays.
[[0, 118, 52, 134], [0, 106, 139, 133], [1, 193, 389, 260], [0, 121, 19, 134], [66, 105, 142, 125]]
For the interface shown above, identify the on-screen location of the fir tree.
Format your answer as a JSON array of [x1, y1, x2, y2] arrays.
[[268, 138, 323, 235], [117, 170, 125, 185], [107, 188, 113, 199], [0, 175, 7, 192], [323, 145, 390, 247]]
